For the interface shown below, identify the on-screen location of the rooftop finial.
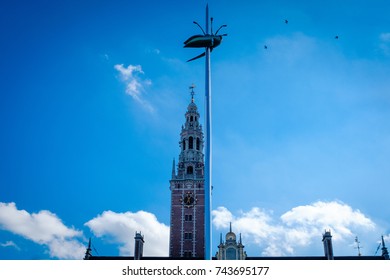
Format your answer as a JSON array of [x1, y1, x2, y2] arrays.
[[189, 84, 196, 102], [355, 236, 362, 256], [229, 222, 232, 233]]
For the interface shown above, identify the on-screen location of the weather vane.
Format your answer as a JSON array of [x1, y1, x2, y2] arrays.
[[189, 84, 196, 99]]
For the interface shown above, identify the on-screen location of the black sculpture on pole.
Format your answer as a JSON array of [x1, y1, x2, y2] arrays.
[[184, 11, 227, 62]]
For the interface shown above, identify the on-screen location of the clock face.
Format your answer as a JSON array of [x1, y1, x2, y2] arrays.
[[182, 193, 195, 207]]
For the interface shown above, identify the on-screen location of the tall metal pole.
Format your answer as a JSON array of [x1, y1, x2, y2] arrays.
[[204, 4, 212, 260], [184, 4, 226, 260]]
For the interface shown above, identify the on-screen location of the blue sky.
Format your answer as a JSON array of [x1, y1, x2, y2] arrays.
[[0, 0, 389, 259]]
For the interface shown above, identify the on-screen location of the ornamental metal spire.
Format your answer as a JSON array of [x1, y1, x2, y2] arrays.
[[382, 235, 389, 259], [184, 4, 227, 260], [189, 84, 196, 102], [355, 236, 362, 256], [83, 238, 92, 260]]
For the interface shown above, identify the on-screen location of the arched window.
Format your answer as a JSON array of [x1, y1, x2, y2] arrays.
[[183, 139, 186, 150], [190, 116, 193, 122], [226, 248, 237, 260], [189, 136, 193, 149], [196, 137, 200, 150], [187, 166, 193, 174]]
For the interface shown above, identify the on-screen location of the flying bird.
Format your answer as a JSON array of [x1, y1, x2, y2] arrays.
[[285, 19, 288, 24], [264, 45, 268, 49], [335, 35, 339, 39]]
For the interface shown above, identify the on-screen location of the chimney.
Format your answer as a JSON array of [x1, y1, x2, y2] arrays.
[[322, 230, 334, 260], [134, 232, 144, 260]]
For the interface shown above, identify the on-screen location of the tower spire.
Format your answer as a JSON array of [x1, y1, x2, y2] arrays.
[[83, 237, 92, 260], [171, 158, 176, 179], [382, 235, 389, 259]]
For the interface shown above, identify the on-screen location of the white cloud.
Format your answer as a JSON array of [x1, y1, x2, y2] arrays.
[[281, 201, 375, 240], [0, 202, 86, 259], [213, 201, 377, 256], [379, 32, 390, 56], [85, 210, 169, 256], [212, 206, 233, 228], [0, 240, 20, 251], [263, 32, 318, 65], [380, 33, 390, 42], [144, 48, 161, 55], [114, 64, 154, 112]]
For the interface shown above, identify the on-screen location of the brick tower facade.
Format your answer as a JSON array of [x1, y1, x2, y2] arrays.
[[169, 88, 205, 259]]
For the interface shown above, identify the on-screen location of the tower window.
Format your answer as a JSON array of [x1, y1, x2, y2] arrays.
[[185, 214, 192, 221], [190, 116, 193, 122], [183, 139, 186, 151], [189, 137, 193, 149], [184, 232, 193, 240], [196, 137, 200, 150], [187, 166, 193, 174]]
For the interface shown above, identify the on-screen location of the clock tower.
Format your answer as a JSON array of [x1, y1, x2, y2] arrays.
[[169, 87, 205, 259]]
